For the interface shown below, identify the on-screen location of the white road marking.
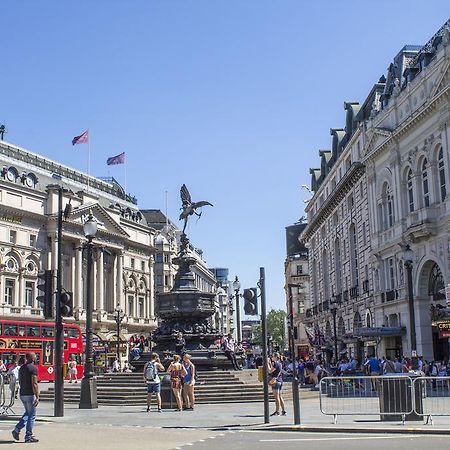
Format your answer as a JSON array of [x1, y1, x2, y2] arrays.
[[259, 434, 442, 442], [259, 435, 436, 442]]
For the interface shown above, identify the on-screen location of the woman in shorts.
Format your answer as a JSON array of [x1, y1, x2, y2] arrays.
[[182, 354, 196, 410], [268, 352, 286, 416], [167, 355, 187, 411]]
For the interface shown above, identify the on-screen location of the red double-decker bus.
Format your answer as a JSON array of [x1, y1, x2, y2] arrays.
[[0, 319, 83, 381]]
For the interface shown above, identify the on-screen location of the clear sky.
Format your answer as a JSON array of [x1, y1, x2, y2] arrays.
[[1, 1, 448, 311]]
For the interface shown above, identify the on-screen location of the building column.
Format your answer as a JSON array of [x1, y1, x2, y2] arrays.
[[97, 250, 104, 312], [116, 252, 124, 311], [18, 268, 25, 309], [112, 253, 117, 308], [149, 256, 155, 318]]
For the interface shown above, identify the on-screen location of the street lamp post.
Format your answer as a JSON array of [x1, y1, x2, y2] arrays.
[[79, 213, 98, 409], [404, 244, 417, 358], [330, 299, 338, 361], [233, 276, 241, 343], [114, 306, 125, 366], [288, 283, 303, 425]]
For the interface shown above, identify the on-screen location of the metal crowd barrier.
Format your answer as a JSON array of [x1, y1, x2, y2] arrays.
[[319, 375, 427, 424], [414, 376, 450, 425], [0, 373, 16, 415]]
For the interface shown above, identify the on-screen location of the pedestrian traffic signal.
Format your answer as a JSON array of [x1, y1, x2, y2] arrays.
[[243, 287, 258, 316], [60, 291, 73, 317], [37, 270, 54, 319]]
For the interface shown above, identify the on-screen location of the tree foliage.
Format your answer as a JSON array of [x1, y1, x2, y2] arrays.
[[251, 309, 286, 350]]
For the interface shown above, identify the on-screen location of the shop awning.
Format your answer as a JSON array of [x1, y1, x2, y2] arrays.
[[353, 327, 406, 338]]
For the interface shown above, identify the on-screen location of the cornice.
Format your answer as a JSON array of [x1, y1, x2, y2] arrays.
[[302, 162, 365, 241]]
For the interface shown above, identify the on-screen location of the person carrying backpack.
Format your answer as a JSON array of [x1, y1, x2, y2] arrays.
[[143, 353, 165, 412]]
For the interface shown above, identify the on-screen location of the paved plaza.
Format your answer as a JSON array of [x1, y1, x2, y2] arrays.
[[1, 394, 450, 449]]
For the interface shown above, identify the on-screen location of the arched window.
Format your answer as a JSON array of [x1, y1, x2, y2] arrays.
[[312, 259, 318, 306], [438, 147, 447, 202], [322, 250, 330, 302], [334, 239, 342, 294], [407, 168, 414, 212], [422, 159, 430, 207], [349, 224, 359, 287], [380, 183, 394, 230], [366, 312, 372, 328]]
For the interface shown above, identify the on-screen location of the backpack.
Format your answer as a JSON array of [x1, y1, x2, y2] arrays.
[[145, 362, 158, 382]]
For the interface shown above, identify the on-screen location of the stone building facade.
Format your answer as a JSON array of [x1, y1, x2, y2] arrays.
[[284, 222, 310, 357], [300, 20, 450, 362], [0, 139, 157, 340], [364, 21, 450, 361]]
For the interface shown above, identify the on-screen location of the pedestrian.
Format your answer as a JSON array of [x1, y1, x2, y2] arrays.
[[143, 353, 165, 413], [223, 333, 241, 370], [182, 354, 196, 411], [7, 357, 20, 399], [67, 357, 78, 383], [12, 352, 39, 443], [383, 355, 396, 374], [167, 355, 187, 411], [112, 358, 120, 373], [268, 352, 286, 416]]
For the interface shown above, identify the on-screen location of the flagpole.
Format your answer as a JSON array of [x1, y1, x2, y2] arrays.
[[87, 129, 91, 192], [124, 155, 127, 199]]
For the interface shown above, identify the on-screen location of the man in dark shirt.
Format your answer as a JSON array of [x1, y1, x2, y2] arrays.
[[12, 352, 40, 443]]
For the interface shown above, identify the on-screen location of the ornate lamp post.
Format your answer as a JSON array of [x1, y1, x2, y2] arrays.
[[79, 213, 98, 409], [233, 276, 241, 343], [404, 244, 417, 358], [330, 298, 338, 361], [114, 305, 125, 365]]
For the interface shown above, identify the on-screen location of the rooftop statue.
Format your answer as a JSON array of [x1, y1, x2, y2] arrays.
[[179, 184, 213, 234]]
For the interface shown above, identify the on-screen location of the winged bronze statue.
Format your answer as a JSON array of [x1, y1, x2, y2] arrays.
[[179, 184, 213, 233]]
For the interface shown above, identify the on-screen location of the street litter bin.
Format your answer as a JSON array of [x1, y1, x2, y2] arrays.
[[160, 373, 174, 409], [378, 374, 423, 421]]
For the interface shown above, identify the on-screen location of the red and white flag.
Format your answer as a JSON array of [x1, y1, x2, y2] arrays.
[[107, 152, 125, 165], [72, 130, 89, 145]]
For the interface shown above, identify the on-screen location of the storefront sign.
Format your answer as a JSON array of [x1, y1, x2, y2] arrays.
[[434, 321, 450, 331], [0, 215, 22, 224]]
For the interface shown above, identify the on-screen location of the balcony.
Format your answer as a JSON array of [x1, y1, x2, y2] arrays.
[[350, 286, 359, 299], [343, 290, 349, 301], [334, 293, 342, 304], [362, 280, 369, 293], [385, 289, 398, 302]]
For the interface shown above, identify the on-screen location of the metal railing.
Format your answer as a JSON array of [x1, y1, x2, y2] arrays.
[[319, 375, 450, 425], [0, 374, 16, 415], [414, 376, 450, 425]]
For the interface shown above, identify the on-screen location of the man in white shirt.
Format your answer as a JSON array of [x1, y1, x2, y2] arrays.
[[223, 334, 241, 371]]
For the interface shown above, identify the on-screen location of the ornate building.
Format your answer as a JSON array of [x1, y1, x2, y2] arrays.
[[0, 139, 157, 341], [363, 21, 450, 361], [284, 222, 310, 358], [301, 20, 450, 362]]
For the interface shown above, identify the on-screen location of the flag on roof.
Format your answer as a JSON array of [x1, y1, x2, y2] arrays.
[[72, 130, 89, 145], [107, 152, 125, 165]]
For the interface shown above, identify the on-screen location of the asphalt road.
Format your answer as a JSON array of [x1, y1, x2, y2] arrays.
[[177, 431, 450, 450]]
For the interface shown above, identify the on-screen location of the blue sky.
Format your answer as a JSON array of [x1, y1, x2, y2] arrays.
[[1, 1, 448, 311]]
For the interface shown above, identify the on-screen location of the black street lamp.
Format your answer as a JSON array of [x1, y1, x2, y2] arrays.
[[114, 305, 125, 365], [404, 244, 417, 358], [79, 213, 98, 409], [287, 283, 303, 425], [233, 276, 241, 343], [330, 298, 338, 361]]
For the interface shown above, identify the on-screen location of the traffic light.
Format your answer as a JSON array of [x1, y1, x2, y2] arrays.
[[60, 292, 73, 317], [243, 287, 258, 316], [37, 270, 54, 319]]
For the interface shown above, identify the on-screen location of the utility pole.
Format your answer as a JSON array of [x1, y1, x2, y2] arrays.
[[54, 187, 64, 417], [260, 267, 270, 424]]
